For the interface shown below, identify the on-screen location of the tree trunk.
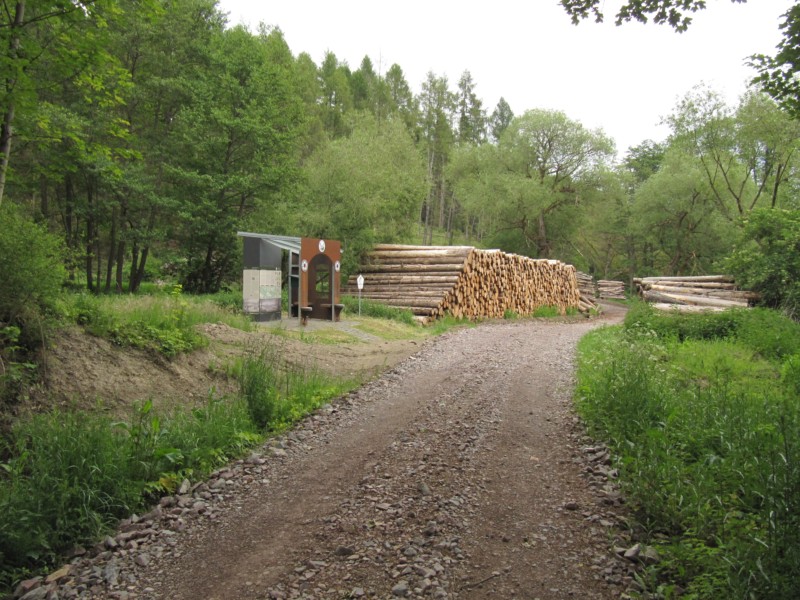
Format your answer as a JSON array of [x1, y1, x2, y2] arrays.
[[0, 1, 25, 207], [105, 206, 117, 292]]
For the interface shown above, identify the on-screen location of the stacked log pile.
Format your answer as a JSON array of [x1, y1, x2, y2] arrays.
[[634, 275, 759, 312], [576, 271, 600, 313], [343, 244, 582, 319], [598, 280, 626, 300]]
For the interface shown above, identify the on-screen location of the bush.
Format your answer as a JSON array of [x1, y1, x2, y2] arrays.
[[625, 301, 800, 359], [0, 205, 65, 325], [0, 205, 65, 401], [725, 208, 800, 316], [577, 316, 800, 599]]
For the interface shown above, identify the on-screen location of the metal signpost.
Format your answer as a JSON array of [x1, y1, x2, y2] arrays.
[[357, 274, 364, 316]]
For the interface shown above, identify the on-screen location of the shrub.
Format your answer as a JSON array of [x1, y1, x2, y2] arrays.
[[725, 208, 800, 316], [0, 205, 65, 326]]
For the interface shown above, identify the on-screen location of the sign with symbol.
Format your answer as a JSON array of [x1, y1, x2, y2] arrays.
[[318, 239, 326, 253], [334, 261, 341, 272], [301, 259, 308, 272], [356, 274, 364, 290]]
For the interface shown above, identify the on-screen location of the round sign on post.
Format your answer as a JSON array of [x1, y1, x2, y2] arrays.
[[356, 274, 364, 316]]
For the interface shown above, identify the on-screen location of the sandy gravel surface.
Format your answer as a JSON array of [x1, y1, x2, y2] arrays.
[[41, 306, 636, 600]]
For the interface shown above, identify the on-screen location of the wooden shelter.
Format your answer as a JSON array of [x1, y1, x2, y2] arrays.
[[238, 233, 344, 323]]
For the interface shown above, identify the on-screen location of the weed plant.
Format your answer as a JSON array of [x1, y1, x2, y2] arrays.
[[577, 307, 800, 599]]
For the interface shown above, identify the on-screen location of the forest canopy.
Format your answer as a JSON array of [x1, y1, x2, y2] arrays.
[[0, 0, 796, 311]]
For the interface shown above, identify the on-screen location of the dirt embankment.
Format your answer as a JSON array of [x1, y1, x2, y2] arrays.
[[26, 318, 425, 420], [23, 304, 638, 600]]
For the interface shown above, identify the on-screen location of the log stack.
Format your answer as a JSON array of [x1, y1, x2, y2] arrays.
[[598, 280, 626, 300], [343, 244, 583, 320], [576, 271, 600, 313], [634, 275, 759, 312]]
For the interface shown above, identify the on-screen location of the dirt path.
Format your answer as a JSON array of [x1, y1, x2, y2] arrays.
[[52, 306, 634, 600]]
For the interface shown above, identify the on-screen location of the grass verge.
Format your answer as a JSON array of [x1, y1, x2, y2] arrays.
[[576, 304, 800, 599], [60, 286, 253, 358], [0, 343, 353, 592]]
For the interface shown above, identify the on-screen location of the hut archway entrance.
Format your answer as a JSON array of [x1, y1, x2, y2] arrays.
[[308, 254, 334, 320]]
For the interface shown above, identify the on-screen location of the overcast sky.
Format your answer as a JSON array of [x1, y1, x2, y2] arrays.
[[218, 0, 793, 157]]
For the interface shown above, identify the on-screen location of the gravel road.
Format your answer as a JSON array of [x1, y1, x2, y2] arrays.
[[33, 307, 637, 600]]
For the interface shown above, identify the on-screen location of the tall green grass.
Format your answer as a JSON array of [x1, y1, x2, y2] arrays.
[[0, 345, 354, 591], [61, 286, 253, 357], [339, 295, 416, 325], [233, 343, 354, 431], [577, 306, 800, 599], [0, 395, 258, 587]]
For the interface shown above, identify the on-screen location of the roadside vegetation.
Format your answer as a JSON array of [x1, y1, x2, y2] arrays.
[[0, 336, 354, 590], [576, 303, 800, 599]]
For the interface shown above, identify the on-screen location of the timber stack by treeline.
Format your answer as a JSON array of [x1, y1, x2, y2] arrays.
[[635, 275, 759, 312], [343, 244, 583, 320]]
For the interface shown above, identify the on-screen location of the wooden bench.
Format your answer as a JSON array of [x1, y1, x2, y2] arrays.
[[320, 303, 345, 321]]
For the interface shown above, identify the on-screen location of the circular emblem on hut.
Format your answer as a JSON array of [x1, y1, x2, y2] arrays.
[[301, 259, 309, 272], [334, 261, 341, 272], [318, 240, 326, 253]]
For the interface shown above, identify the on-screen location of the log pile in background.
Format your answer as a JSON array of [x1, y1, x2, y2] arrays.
[[634, 275, 759, 312], [343, 244, 583, 320], [576, 271, 600, 313], [598, 280, 626, 300]]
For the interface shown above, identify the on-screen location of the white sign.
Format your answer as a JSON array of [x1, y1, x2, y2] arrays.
[[318, 239, 326, 253], [334, 261, 341, 272], [356, 274, 364, 290], [301, 259, 309, 272]]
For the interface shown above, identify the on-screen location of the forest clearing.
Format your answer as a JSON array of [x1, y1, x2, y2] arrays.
[[1, 2, 800, 599]]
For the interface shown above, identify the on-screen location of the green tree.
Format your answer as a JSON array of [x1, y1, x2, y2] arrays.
[[497, 109, 615, 256], [456, 70, 486, 145], [169, 25, 304, 293], [561, 0, 746, 31], [751, 5, 800, 118], [319, 52, 353, 138], [631, 149, 733, 274], [384, 63, 418, 134], [664, 86, 800, 221], [726, 208, 800, 315], [418, 72, 456, 244], [450, 109, 615, 258], [489, 97, 514, 143], [301, 113, 426, 273]]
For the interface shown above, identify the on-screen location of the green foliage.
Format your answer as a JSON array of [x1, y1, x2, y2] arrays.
[[234, 344, 353, 431], [64, 288, 252, 358], [0, 205, 65, 325], [0, 205, 65, 401], [725, 208, 800, 316], [576, 308, 800, 598], [531, 305, 561, 318], [625, 301, 800, 360], [298, 112, 427, 276], [339, 295, 416, 325], [0, 394, 260, 587]]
